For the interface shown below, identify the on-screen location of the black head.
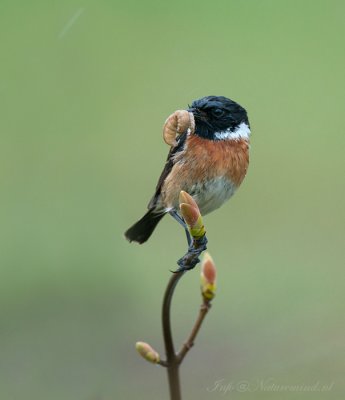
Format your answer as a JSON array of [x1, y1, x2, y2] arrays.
[[188, 96, 250, 140]]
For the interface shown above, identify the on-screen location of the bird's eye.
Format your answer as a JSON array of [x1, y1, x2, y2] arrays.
[[212, 108, 224, 117]]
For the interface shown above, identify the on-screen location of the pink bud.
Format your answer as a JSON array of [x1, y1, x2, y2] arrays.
[[179, 191, 199, 210], [200, 253, 217, 301], [201, 253, 216, 284], [179, 203, 200, 227]]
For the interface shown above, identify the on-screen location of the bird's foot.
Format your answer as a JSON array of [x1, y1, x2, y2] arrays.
[[172, 235, 208, 272]]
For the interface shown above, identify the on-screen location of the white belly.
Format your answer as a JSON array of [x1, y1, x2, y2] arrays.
[[190, 177, 237, 215]]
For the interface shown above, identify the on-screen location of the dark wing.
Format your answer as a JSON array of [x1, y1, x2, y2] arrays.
[[148, 132, 187, 209]]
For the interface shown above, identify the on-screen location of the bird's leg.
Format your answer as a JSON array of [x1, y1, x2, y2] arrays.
[[169, 210, 208, 272], [169, 210, 192, 247]]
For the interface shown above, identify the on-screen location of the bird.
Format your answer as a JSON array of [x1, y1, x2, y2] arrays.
[[124, 95, 251, 260]]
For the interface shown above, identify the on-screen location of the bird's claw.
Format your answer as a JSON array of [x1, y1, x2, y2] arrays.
[[172, 235, 208, 272]]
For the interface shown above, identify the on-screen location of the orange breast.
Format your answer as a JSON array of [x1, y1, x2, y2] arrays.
[[182, 135, 250, 186], [161, 134, 250, 209]]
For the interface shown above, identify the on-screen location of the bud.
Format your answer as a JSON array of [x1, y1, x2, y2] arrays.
[[179, 203, 199, 227], [179, 190, 199, 209], [200, 252, 217, 300], [179, 191, 206, 239], [135, 341, 160, 364]]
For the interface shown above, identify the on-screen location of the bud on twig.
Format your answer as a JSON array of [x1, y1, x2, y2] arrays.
[[200, 253, 217, 301], [135, 341, 160, 364], [179, 191, 206, 239]]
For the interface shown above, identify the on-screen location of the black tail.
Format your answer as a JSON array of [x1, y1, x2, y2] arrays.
[[124, 209, 165, 244]]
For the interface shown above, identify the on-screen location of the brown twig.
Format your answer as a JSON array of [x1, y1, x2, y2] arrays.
[[160, 272, 213, 400], [135, 191, 216, 400], [161, 271, 185, 400], [177, 299, 211, 364]]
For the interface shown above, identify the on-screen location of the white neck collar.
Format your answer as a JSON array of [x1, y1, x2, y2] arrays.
[[214, 122, 251, 141]]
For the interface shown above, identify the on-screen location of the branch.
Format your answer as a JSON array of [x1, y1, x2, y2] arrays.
[[162, 272, 185, 362], [135, 191, 217, 400], [161, 271, 184, 399], [177, 299, 211, 364]]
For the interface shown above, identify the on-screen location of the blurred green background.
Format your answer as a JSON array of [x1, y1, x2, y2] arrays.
[[1, 0, 344, 399]]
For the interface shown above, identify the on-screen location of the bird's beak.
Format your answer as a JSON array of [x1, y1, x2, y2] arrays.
[[188, 107, 206, 122], [188, 107, 201, 119]]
